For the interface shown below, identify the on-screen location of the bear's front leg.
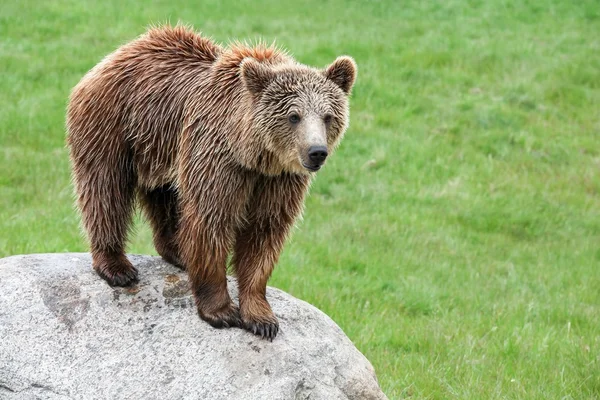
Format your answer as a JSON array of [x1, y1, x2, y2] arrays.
[[233, 174, 311, 340], [178, 213, 241, 328], [176, 159, 254, 330], [233, 225, 281, 340]]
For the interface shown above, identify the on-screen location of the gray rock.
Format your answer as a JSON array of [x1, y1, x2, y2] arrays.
[[0, 253, 387, 400]]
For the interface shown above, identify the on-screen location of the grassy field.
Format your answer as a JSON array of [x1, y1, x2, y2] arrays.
[[1, 0, 599, 398]]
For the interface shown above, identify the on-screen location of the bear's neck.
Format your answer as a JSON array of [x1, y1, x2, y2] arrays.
[[230, 121, 286, 176], [210, 46, 291, 176]]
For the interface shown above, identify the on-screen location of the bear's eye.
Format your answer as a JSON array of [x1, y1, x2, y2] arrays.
[[288, 113, 301, 124], [323, 114, 333, 125]]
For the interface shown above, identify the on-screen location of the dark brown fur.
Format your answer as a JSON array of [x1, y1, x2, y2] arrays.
[[66, 25, 356, 339]]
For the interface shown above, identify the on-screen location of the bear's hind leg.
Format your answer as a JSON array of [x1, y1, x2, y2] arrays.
[[139, 186, 183, 269], [72, 154, 139, 287]]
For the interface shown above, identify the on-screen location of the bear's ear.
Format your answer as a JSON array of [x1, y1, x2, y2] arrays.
[[240, 58, 275, 95], [324, 56, 357, 95]]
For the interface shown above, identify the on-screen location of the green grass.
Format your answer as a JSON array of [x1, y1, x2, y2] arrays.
[[1, 0, 599, 398]]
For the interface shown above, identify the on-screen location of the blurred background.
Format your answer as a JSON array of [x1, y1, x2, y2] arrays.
[[1, 0, 599, 398]]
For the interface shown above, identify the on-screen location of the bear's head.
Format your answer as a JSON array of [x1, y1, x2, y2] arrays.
[[241, 56, 357, 175]]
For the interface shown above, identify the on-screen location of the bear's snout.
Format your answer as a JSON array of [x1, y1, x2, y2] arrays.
[[308, 146, 328, 164], [303, 146, 328, 171]]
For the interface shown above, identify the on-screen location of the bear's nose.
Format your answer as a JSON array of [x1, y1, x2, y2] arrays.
[[308, 146, 328, 164]]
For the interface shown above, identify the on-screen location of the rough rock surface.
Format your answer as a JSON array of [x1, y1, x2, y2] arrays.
[[0, 253, 387, 400]]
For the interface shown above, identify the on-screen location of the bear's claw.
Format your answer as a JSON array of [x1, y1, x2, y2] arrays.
[[199, 303, 242, 329], [244, 319, 279, 341], [95, 263, 139, 287]]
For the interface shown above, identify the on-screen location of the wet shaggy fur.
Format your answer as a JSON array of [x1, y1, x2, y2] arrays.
[[66, 25, 357, 340]]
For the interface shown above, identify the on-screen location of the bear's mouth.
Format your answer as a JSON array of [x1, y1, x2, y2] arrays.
[[302, 163, 321, 172]]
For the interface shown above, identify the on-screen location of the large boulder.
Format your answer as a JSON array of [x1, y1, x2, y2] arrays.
[[0, 253, 387, 399]]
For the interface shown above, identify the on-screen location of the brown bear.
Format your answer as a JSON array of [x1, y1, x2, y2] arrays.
[[66, 24, 357, 340]]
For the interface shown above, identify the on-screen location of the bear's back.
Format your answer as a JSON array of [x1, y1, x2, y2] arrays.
[[67, 25, 294, 189], [67, 25, 223, 189]]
